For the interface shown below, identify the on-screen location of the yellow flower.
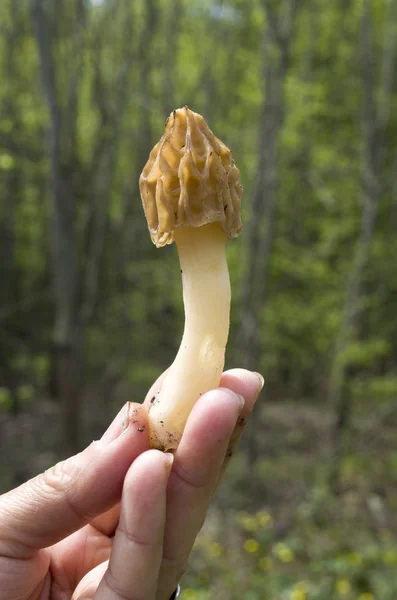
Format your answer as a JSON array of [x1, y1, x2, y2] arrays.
[[347, 552, 362, 567], [383, 550, 397, 566], [258, 556, 273, 571], [236, 511, 258, 532], [357, 594, 374, 600], [336, 579, 351, 595], [274, 542, 295, 563], [181, 589, 198, 599], [208, 542, 223, 558], [244, 538, 260, 553], [256, 510, 273, 527], [291, 582, 307, 600]]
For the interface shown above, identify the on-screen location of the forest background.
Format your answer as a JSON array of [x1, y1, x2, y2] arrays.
[[1, 1, 397, 598]]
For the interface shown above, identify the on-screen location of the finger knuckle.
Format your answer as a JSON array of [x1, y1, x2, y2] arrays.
[[37, 456, 81, 518], [171, 464, 205, 491], [117, 525, 157, 550], [42, 458, 75, 494], [104, 565, 138, 600], [161, 554, 188, 586]]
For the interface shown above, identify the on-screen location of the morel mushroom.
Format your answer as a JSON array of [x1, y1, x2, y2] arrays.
[[139, 106, 243, 451]]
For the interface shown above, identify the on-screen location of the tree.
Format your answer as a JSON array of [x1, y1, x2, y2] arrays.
[[238, 0, 299, 371], [329, 0, 397, 447]]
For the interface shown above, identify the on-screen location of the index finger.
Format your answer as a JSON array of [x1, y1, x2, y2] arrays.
[[0, 403, 149, 559]]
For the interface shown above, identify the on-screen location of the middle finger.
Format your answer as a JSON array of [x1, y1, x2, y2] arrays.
[[157, 388, 244, 600], [94, 450, 173, 600]]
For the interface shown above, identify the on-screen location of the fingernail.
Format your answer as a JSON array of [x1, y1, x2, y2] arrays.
[[236, 394, 245, 412], [253, 372, 265, 394], [101, 403, 129, 443], [164, 452, 174, 478], [101, 402, 144, 444]]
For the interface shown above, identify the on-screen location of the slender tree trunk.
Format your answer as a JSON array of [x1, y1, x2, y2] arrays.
[[238, 0, 298, 371], [0, 166, 19, 416], [0, 3, 22, 415], [80, 8, 134, 327], [119, 0, 159, 272], [236, 0, 298, 467], [161, 0, 182, 114], [137, 0, 158, 162], [329, 0, 396, 452], [31, 0, 80, 451]]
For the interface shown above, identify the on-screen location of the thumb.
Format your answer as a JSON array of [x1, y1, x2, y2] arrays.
[[0, 402, 149, 559]]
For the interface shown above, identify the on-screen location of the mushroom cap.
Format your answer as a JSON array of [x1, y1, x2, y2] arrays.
[[139, 106, 243, 247]]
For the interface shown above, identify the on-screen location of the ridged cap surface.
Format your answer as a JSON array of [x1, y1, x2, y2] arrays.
[[139, 106, 243, 247]]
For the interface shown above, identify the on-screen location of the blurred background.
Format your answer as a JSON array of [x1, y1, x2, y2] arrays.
[[1, 0, 397, 598]]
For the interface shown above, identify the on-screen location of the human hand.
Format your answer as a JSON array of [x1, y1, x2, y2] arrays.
[[0, 368, 263, 600]]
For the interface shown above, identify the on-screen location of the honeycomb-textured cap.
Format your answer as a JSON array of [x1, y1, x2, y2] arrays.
[[139, 106, 243, 247]]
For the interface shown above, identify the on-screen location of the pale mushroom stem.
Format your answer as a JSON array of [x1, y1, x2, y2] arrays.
[[148, 222, 231, 450]]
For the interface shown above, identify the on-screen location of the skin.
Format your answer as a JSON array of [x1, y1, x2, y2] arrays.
[[0, 368, 263, 600]]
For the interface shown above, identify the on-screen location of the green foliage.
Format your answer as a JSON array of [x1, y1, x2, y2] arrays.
[[0, 388, 12, 411], [339, 340, 391, 369], [1, 0, 396, 403]]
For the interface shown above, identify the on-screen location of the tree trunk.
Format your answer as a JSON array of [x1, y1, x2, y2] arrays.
[[137, 0, 158, 163], [238, 0, 298, 370], [31, 0, 81, 451], [0, 3, 22, 415], [161, 0, 182, 114], [236, 0, 298, 467], [80, 5, 135, 327], [329, 0, 396, 453]]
